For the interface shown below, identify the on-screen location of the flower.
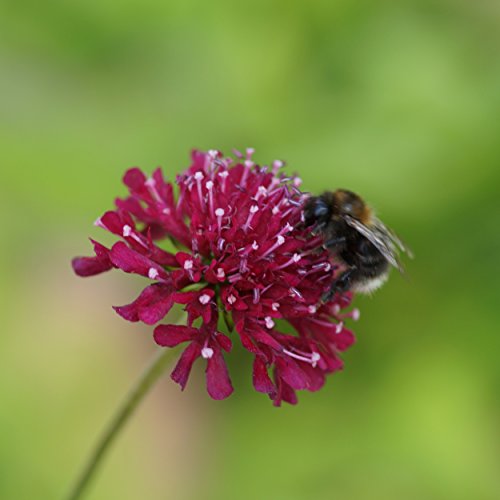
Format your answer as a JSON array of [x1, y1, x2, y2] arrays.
[[72, 149, 359, 405]]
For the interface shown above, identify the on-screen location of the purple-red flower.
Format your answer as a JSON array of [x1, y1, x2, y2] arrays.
[[72, 149, 359, 405]]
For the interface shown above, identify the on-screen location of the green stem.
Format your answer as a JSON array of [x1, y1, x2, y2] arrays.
[[66, 345, 177, 500]]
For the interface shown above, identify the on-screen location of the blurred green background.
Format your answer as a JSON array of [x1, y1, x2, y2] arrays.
[[1, 0, 500, 499]]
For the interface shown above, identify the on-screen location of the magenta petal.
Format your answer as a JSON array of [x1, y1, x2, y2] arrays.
[[110, 241, 166, 278], [72, 255, 112, 276], [215, 333, 232, 352], [252, 357, 275, 394], [72, 240, 113, 276], [154, 324, 199, 347], [206, 349, 234, 400], [278, 380, 298, 406], [275, 357, 309, 390], [123, 167, 147, 190], [113, 284, 174, 324], [170, 342, 200, 390]]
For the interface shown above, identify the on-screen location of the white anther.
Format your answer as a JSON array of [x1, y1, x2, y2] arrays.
[[122, 225, 132, 237], [332, 304, 341, 315], [145, 177, 156, 187], [324, 263, 331, 272], [335, 322, 344, 334], [206, 180, 214, 190], [273, 160, 284, 168], [194, 172, 204, 180], [352, 308, 360, 321], [148, 268, 159, 280], [272, 206, 280, 215], [284, 223, 293, 233], [183, 260, 193, 270], [308, 305, 317, 314], [277, 235, 285, 245], [227, 294, 236, 305], [250, 205, 259, 214], [201, 347, 214, 359], [215, 208, 225, 217], [311, 352, 320, 367], [258, 186, 267, 196], [293, 177, 302, 187], [252, 241, 259, 250], [216, 268, 225, 279], [244, 160, 253, 168], [292, 253, 301, 263], [199, 294, 211, 305], [162, 207, 171, 215], [218, 171, 229, 178], [264, 316, 275, 329], [272, 302, 280, 311], [246, 147, 255, 155], [208, 149, 218, 158]]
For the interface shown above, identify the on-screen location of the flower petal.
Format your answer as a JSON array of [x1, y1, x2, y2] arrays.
[[252, 357, 275, 395], [110, 242, 167, 279], [170, 342, 201, 390], [154, 324, 199, 347], [71, 241, 113, 277], [113, 284, 174, 324], [206, 349, 234, 400]]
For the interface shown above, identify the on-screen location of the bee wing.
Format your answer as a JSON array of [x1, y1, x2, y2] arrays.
[[343, 215, 404, 272], [371, 217, 414, 259]]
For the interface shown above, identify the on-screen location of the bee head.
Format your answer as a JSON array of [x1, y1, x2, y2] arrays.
[[333, 189, 371, 222], [303, 195, 332, 227]]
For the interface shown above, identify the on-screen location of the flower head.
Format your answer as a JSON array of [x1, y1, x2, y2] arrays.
[[72, 149, 359, 405]]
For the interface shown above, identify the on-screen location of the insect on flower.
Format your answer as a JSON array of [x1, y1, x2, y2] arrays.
[[72, 149, 360, 406], [304, 189, 412, 299]]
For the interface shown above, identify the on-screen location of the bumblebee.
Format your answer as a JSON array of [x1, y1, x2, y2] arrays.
[[304, 189, 412, 298]]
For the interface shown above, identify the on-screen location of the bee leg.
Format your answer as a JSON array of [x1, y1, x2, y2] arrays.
[[322, 267, 356, 302], [324, 236, 347, 248]]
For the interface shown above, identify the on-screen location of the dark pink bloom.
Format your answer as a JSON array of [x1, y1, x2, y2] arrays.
[[72, 149, 359, 405]]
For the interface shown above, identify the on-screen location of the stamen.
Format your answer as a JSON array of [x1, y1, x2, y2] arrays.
[[206, 180, 214, 214], [260, 235, 286, 259], [216, 268, 225, 280], [148, 268, 159, 280], [145, 177, 162, 202], [276, 253, 302, 270], [243, 205, 259, 231], [311, 352, 320, 367], [199, 294, 211, 305], [272, 302, 280, 311], [253, 288, 260, 304], [282, 348, 320, 367], [255, 185, 267, 201], [201, 346, 214, 359], [194, 171, 204, 208], [122, 225, 132, 237], [183, 260, 193, 270], [308, 305, 317, 314], [218, 170, 229, 192], [227, 294, 236, 305], [264, 316, 275, 329], [335, 321, 344, 334]]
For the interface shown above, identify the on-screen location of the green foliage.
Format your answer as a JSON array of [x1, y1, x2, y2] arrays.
[[1, 1, 499, 499]]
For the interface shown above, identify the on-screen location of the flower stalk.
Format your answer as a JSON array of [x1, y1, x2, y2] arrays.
[[67, 345, 178, 500]]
